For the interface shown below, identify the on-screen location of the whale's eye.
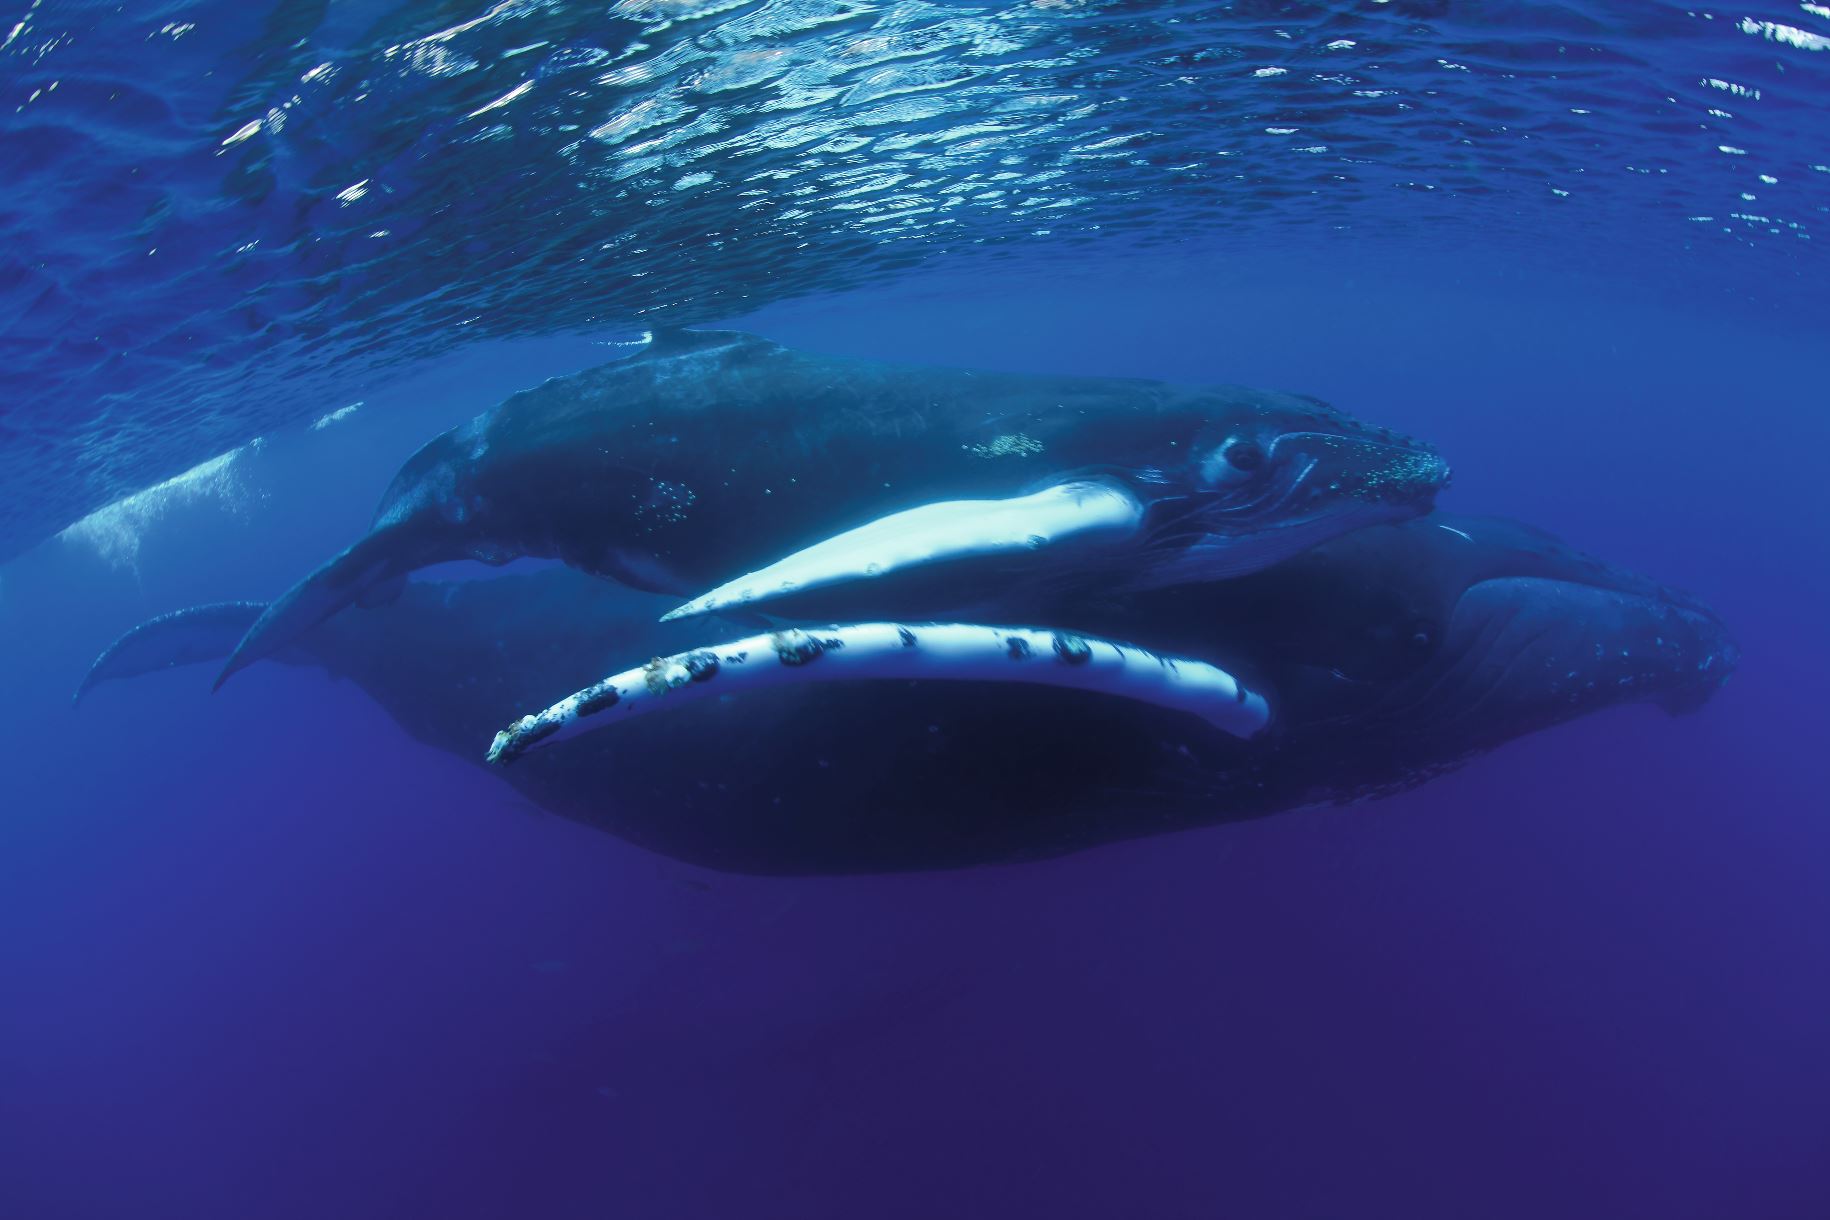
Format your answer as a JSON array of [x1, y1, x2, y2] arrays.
[[1407, 620, 1439, 652], [1224, 441, 1265, 472], [1200, 436, 1273, 486]]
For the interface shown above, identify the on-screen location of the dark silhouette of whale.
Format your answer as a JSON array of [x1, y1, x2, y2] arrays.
[[212, 330, 1449, 689], [82, 514, 1733, 875]]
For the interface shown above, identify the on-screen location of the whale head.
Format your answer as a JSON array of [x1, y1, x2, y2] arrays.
[[1365, 529, 1738, 738], [1224, 516, 1739, 790], [1114, 395, 1453, 590]]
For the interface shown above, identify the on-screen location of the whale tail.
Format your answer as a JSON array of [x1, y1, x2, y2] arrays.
[[212, 524, 445, 692], [75, 602, 269, 706]]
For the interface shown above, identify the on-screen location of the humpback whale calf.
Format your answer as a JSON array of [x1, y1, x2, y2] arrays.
[[82, 514, 1734, 875], [213, 330, 1449, 689]]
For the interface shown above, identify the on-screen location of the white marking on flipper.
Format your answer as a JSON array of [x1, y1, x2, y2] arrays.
[[659, 481, 1144, 623], [1437, 524, 1475, 543], [486, 622, 1271, 764]]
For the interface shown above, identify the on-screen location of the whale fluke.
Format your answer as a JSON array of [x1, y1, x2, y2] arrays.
[[213, 523, 444, 692], [76, 602, 267, 706], [486, 621, 1272, 765]]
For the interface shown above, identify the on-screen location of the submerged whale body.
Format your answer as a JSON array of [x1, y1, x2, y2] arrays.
[[213, 330, 1449, 689], [82, 514, 1735, 875]]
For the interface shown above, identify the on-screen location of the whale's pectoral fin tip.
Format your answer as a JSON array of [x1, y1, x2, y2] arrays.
[[659, 597, 719, 625], [668, 480, 1144, 622]]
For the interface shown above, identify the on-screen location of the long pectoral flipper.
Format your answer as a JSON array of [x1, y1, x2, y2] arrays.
[[660, 481, 1144, 623], [486, 621, 1271, 764]]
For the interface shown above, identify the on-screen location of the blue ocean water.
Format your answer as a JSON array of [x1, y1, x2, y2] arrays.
[[1, 3, 1827, 1218]]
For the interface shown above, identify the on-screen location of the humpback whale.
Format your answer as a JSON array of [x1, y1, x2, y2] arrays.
[[82, 515, 1734, 875], [212, 330, 1449, 689]]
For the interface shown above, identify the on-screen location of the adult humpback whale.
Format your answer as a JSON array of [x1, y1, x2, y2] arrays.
[[82, 514, 1734, 875], [212, 330, 1449, 689]]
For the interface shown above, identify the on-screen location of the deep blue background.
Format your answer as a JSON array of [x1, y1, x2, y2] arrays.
[[2, 242, 1825, 1218]]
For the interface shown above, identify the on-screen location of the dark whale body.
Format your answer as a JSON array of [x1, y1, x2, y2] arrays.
[[84, 514, 1734, 875], [214, 330, 1448, 687]]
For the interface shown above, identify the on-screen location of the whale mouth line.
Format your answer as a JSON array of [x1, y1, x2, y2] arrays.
[[485, 620, 1276, 766]]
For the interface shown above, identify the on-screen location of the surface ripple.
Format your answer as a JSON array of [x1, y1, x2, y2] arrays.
[[1, 0, 1825, 560]]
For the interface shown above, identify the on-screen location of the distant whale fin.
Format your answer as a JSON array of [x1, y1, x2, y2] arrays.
[[660, 480, 1144, 623], [485, 621, 1271, 765], [75, 602, 269, 706], [213, 524, 431, 692]]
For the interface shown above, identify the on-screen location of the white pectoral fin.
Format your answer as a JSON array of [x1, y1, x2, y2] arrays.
[[486, 621, 1272, 765], [660, 480, 1144, 623]]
